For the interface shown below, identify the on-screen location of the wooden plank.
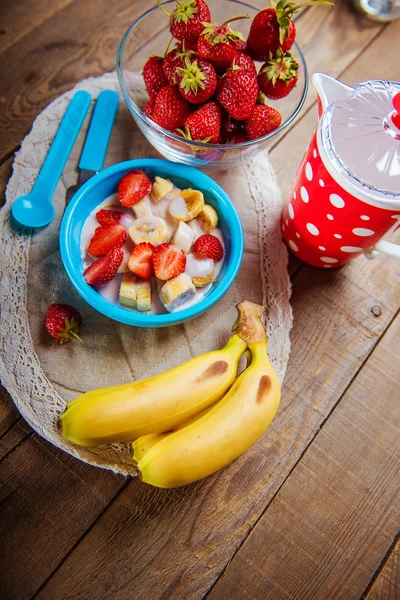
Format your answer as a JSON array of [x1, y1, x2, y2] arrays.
[[207, 313, 400, 600], [366, 539, 400, 600], [0, 0, 74, 55], [0, 155, 13, 205]]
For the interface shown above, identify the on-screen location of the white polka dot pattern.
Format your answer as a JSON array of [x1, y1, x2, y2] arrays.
[[360, 215, 370, 221], [306, 223, 319, 236], [319, 179, 325, 187], [329, 194, 345, 208], [300, 186, 309, 203], [353, 228, 375, 237], [305, 162, 313, 181], [327, 214, 334, 220], [288, 240, 298, 252], [321, 257, 338, 263], [318, 246, 326, 251], [341, 246, 362, 253], [288, 203, 294, 219], [334, 234, 342, 239]]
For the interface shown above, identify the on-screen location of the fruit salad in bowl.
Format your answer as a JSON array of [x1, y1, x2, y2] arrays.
[[60, 159, 243, 327]]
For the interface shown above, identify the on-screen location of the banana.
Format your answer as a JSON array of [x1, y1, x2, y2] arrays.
[[119, 273, 152, 311], [132, 195, 152, 218], [171, 221, 195, 254], [136, 278, 152, 312], [136, 301, 281, 488], [57, 332, 247, 446], [192, 273, 214, 288], [151, 176, 174, 203], [198, 204, 219, 233], [128, 216, 168, 246], [169, 189, 204, 222], [159, 272, 196, 312]]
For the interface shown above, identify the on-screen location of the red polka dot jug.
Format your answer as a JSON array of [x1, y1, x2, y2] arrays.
[[282, 73, 400, 268]]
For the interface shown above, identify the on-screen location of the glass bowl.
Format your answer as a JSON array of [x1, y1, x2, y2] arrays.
[[117, 0, 308, 169]]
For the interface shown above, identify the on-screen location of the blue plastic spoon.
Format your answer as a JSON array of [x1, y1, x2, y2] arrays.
[[11, 90, 92, 228]]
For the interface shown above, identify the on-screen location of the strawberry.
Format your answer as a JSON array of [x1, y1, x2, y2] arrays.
[[175, 56, 217, 104], [235, 39, 247, 52], [143, 56, 167, 98], [258, 50, 299, 99], [247, 0, 333, 61], [227, 132, 250, 143], [118, 170, 152, 207], [84, 247, 124, 286], [244, 104, 282, 139], [128, 242, 154, 279], [45, 304, 83, 344], [96, 209, 122, 226], [197, 15, 249, 71], [178, 101, 222, 143], [194, 234, 224, 261], [143, 96, 156, 117], [231, 51, 257, 75], [152, 243, 186, 280], [87, 224, 126, 257], [220, 111, 243, 140], [217, 66, 258, 121], [158, 0, 211, 42], [152, 85, 192, 131], [163, 43, 197, 85]]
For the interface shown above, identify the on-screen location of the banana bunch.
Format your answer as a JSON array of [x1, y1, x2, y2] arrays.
[[58, 301, 281, 488]]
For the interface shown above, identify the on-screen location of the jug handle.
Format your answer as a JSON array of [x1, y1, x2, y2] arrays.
[[365, 220, 400, 260]]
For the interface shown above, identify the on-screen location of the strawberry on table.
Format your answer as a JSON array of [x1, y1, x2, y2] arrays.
[[258, 49, 299, 99], [163, 43, 197, 85], [152, 85, 192, 131], [194, 234, 224, 261], [244, 103, 282, 139], [247, 0, 333, 61], [128, 242, 155, 279], [152, 243, 186, 280], [87, 224, 126, 257], [45, 304, 83, 344], [178, 101, 222, 143], [197, 15, 249, 71], [217, 65, 258, 121], [118, 170, 152, 207], [175, 56, 217, 104], [143, 56, 168, 98], [84, 247, 124, 286], [96, 209, 122, 226], [158, 0, 211, 42]]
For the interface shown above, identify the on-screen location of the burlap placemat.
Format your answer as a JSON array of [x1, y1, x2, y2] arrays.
[[0, 72, 292, 475]]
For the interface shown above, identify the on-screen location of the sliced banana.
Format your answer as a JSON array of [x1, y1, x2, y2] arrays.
[[119, 272, 138, 308], [169, 189, 204, 222], [129, 216, 168, 247], [172, 221, 195, 254], [151, 176, 174, 203], [117, 243, 134, 274], [198, 204, 219, 233], [159, 273, 196, 312], [136, 278, 152, 312], [132, 195, 152, 218], [192, 273, 214, 288]]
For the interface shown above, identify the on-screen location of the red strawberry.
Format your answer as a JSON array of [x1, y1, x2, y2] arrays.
[[220, 111, 243, 140], [84, 248, 124, 286], [87, 224, 126, 257], [258, 50, 299, 99], [197, 15, 249, 70], [143, 96, 156, 117], [194, 234, 224, 261], [152, 243, 186, 280], [128, 242, 154, 279], [143, 56, 168, 98], [45, 304, 83, 344], [96, 209, 121, 226], [244, 104, 282, 139], [175, 56, 217, 104], [235, 39, 247, 52], [158, 0, 211, 42], [178, 101, 222, 143], [227, 132, 250, 143], [247, 0, 333, 61], [217, 66, 258, 121], [118, 170, 152, 207], [152, 85, 192, 131], [231, 51, 257, 76], [163, 44, 197, 85]]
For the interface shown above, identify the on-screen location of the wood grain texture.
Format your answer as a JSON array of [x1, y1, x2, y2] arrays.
[[366, 539, 400, 600], [207, 313, 400, 600]]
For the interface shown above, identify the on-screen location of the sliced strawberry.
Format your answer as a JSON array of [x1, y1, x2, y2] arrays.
[[96, 209, 122, 226], [194, 234, 224, 261], [152, 243, 186, 280], [84, 248, 124, 286], [87, 224, 126, 257], [128, 242, 154, 279], [118, 170, 152, 207]]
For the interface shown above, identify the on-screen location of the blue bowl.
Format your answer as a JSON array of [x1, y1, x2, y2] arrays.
[[60, 159, 244, 328]]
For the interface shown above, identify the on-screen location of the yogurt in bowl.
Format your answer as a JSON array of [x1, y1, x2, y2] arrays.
[[60, 159, 243, 328]]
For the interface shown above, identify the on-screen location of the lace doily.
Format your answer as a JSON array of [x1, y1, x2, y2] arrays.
[[0, 72, 292, 476]]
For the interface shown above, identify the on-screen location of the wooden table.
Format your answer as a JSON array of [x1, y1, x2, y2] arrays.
[[1, 1, 399, 598]]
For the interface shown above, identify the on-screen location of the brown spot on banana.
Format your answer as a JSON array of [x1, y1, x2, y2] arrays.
[[195, 360, 229, 382], [256, 375, 271, 403]]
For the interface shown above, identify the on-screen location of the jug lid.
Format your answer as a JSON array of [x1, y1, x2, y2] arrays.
[[319, 80, 400, 204]]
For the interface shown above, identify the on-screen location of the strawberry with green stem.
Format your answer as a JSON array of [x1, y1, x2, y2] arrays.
[[175, 56, 217, 104], [163, 40, 197, 85], [176, 101, 221, 143], [197, 14, 250, 70], [247, 0, 334, 61], [158, 0, 211, 42], [152, 85, 193, 131], [258, 49, 299, 99], [45, 304, 83, 344]]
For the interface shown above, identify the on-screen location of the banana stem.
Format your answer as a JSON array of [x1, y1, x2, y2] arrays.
[[281, 0, 334, 18], [158, 0, 171, 17], [232, 301, 267, 345], [220, 13, 250, 28]]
